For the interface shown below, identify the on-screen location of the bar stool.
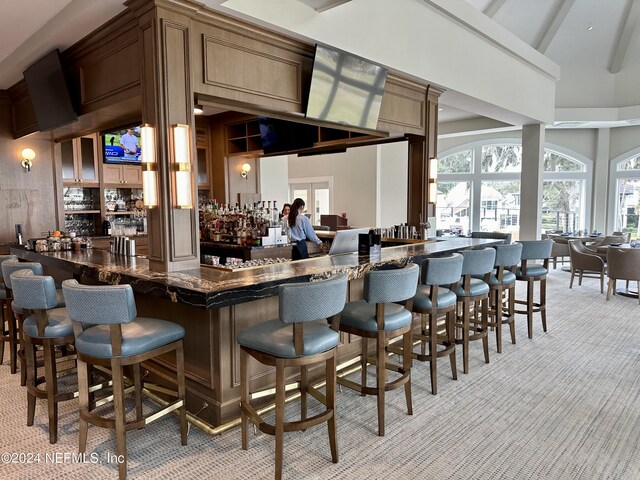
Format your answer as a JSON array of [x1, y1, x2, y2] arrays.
[[454, 248, 496, 374], [62, 280, 187, 480], [2, 259, 65, 385], [514, 240, 553, 338], [237, 274, 347, 480], [0, 254, 17, 365], [389, 254, 463, 395], [337, 263, 419, 436], [11, 269, 76, 444], [481, 243, 522, 353]]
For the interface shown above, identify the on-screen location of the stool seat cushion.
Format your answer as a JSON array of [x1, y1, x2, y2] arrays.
[[455, 278, 490, 297], [412, 286, 457, 311], [340, 300, 412, 333], [75, 317, 185, 359], [23, 307, 73, 339], [473, 270, 516, 286], [516, 264, 548, 278], [11, 288, 65, 315], [237, 319, 339, 358]]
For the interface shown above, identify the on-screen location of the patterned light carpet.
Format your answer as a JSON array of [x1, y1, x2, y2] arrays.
[[1, 268, 639, 479]]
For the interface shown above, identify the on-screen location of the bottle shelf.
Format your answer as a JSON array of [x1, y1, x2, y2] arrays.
[[64, 210, 101, 215], [105, 211, 145, 215]]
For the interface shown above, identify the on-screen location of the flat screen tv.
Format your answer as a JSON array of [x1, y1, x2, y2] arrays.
[[258, 117, 317, 155], [306, 44, 387, 130], [103, 126, 142, 164], [23, 49, 78, 132]]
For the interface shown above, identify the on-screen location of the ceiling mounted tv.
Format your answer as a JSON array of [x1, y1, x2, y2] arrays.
[[306, 44, 387, 130], [23, 49, 78, 132], [103, 126, 142, 165], [258, 117, 317, 155]]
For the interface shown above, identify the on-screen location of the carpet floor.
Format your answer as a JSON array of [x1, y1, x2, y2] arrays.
[[1, 268, 639, 479]]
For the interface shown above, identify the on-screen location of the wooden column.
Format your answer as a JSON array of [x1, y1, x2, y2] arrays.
[[127, 0, 200, 271], [407, 85, 442, 226]]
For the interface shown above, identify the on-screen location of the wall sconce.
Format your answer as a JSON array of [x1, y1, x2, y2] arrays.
[[428, 157, 438, 203], [140, 125, 158, 208], [193, 104, 204, 115], [173, 124, 193, 209], [241, 162, 251, 179], [21, 148, 35, 172]]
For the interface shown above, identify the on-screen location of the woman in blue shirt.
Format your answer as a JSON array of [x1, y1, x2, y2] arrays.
[[288, 198, 322, 260]]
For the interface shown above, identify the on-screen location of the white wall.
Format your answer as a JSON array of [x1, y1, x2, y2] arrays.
[[288, 145, 378, 227], [377, 141, 408, 227], [610, 126, 640, 160], [258, 155, 289, 207]]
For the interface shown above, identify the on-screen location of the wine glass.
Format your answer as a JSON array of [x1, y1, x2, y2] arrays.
[[630, 239, 637, 248]]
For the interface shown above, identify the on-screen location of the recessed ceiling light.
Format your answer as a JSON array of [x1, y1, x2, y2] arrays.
[[438, 108, 444, 111], [587, 22, 593, 31]]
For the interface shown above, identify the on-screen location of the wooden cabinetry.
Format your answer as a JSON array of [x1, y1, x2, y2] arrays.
[[225, 120, 262, 155], [195, 126, 211, 190], [61, 135, 100, 186], [103, 164, 142, 186]]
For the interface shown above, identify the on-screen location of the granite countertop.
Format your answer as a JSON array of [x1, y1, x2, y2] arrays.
[[11, 238, 499, 310]]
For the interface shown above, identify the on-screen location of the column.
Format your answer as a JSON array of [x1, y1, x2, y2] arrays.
[[128, 0, 200, 272], [591, 128, 610, 232], [519, 124, 545, 240]]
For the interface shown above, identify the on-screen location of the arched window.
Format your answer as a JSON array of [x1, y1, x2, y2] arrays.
[[610, 152, 640, 240], [438, 141, 591, 238]]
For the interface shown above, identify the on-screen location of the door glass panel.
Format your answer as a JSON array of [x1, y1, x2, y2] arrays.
[[79, 137, 96, 181], [197, 148, 208, 185], [615, 178, 640, 239], [313, 185, 330, 225], [61, 140, 75, 180]]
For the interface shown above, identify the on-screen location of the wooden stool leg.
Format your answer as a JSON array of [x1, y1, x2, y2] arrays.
[[17, 313, 27, 386], [77, 358, 90, 454], [240, 349, 249, 450], [43, 340, 59, 444], [376, 331, 386, 436], [111, 359, 127, 480], [176, 342, 187, 446], [300, 365, 308, 422], [403, 330, 412, 414], [0, 303, 5, 364], [495, 288, 503, 353], [7, 307, 17, 374], [360, 337, 368, 394], [25, 338, 37, 426], [326, 353, 338, 463], [447, 310, 457, 381], [540, 277, 547, 332], [133, 363, 143, 424], [481, 298, 489, 363], [508, 287, 516, 345], [462, 299, 470, 374], [274, 360, 285, 480], [420, 313, 427, 356], [527, 280, 534, 339], [428, 309, 438, 394]]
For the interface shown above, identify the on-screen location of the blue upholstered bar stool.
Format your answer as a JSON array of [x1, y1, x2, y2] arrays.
[[480, 243, 522, 353], [454, 248, 496, 374], [514, 240, 553, 339], [337, 263, 419, 436], [237, 274, 348, 480], [2, 259, 64, 384], [0, 254, 17, 365], [62, 280, 187, 480], [403, 254, 463, 395], [11, 269, 76, 444]]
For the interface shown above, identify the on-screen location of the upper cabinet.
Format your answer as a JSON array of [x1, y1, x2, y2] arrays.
[[61, 135, 100, 186], [103, 164, 142, 187]]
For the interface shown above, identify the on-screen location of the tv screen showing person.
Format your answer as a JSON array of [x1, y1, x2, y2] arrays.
[[104, 126, 141, 164]]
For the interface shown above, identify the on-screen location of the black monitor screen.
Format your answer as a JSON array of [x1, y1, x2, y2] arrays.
[[258, 117, 317, 155], [306, 44, 387, 130], [23, 49, 77, 132]]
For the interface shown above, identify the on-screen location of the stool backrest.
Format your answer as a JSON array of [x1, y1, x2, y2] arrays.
[[62, 279, 137, 325], [460, 248, 496, 276], [279, 274, 348, 324], [10, 269, 58, 311], [421, 253, 463, 286], [0, 254, 17, 287], [2, 260, 43, 289], [470, 231, 512, 244], [494, 243, 523, 268], [518, 240, 553, 261], [364, 263, 419, 304]]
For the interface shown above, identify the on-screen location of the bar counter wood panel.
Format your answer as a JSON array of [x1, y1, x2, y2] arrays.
[[12, 238, 497, 427]]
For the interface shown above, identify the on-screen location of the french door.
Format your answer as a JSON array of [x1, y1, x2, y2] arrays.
[[289, 177, 333, 225]]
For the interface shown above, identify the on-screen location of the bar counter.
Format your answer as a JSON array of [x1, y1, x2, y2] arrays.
[[10, 237, 499, 429]]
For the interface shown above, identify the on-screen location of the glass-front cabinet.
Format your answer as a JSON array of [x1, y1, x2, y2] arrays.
[[61, 135, 99, 186]]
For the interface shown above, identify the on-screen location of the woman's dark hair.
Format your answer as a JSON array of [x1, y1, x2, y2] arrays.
[[281, 203, 291, 217], [288, 198, 305, 228]]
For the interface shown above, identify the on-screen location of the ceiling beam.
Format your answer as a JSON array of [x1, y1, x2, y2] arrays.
[[535, 0, 575, 53], [483, 0, 507, 18], [610, 0, 640, 74]]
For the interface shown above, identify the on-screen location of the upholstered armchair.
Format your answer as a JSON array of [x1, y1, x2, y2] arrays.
[[568, 240, 606, 293], [606, 248, 640, 304]]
